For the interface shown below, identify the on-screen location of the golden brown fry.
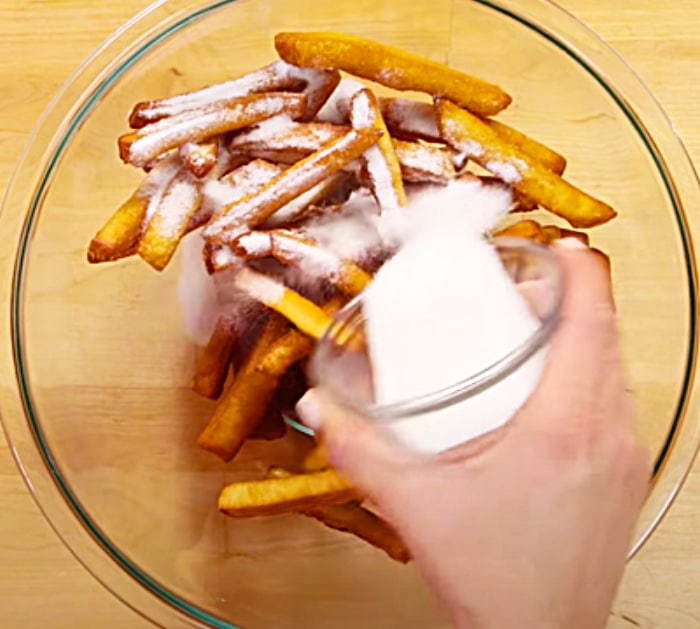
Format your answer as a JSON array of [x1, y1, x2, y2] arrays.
[[248, 406, 287, 440], [197, 314, 288, 461], [485, 119, 566, 176], [265, 467, 410, 563], [493, 219, 548, 244], [88, 194, 148, 264], [297, 68, 342, 122], [192, 317, 238, 400], [268, 229, 373, 296], [378, 97, 442, 143], [138, 169, 203, 271], [128, 61, 308, 128], [302, 445, 330, 471], [540, 224, 562, 244], [263, 171, 354, 228], [256, 326, 313, 377], [119, 92, 307, 167], [254, 295, 344, 377], [303, 503, 411, 563], [275, 31, 511, 117], [203, 128, 382, 242], [437, 99, 616, 228], [393, 138, 456, 184], [378, 96, 566, 175], [234, 267, 334, 339], [229, 120, 350, 163], [350, 88, 407, 209], [218, 468, 357, 517], [471, 174, 538, 212], [180, 138, 219, 178], [87, 157, 180, 263]]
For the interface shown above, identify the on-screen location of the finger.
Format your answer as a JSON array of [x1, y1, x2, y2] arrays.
[[295, 388, 420, 502], [521, 239, 622, 428]]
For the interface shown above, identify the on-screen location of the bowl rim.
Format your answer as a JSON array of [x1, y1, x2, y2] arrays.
[[1, 0, 699, 627]]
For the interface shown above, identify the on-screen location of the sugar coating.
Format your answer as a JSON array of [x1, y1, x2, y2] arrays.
[[350, 90, 400, 212], [151, 175, 200, 238], [363, 186, 545, 453], [383, 99, 440, 140], [129, 95, 298, 165], [234, 267, 285, 304], [237, 231, 272, 256], [136, 61, 303, 122], [271, 231, 341, 277], [486, 158, 528, 184], [317, 78, 365, 124]]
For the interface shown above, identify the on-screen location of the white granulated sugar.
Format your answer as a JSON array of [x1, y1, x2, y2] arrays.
[[377, 178, 511, 247], [304, 192, 383, 262], [130, 95, 293, 166], [176, 231, 218, 346], [365, 145, 401, 212], [350, 91, 400, 212], [139, 61, 290, 121], [201, 179, 238, 215], [237, 231, 272, 256], [264, 180, 327, 227], [211, 246, 238, 271], [234, 267, 285, 304], [272, 231, 341, 277], [141, 158, 181, 224], [317, 79, 365, 123], [395, 143, 453, 179], [364, 217, 546, 453], [230, 114, 294, 144], [388, 100, 440, 139], [154, 176, 200, 238], [486, 160, 523, 184]]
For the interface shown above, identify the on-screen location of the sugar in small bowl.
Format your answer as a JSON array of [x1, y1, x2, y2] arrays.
[[309, 236, 563, 454]]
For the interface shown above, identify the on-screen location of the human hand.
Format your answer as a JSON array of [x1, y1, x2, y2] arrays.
[[296, 239, 651, 629]]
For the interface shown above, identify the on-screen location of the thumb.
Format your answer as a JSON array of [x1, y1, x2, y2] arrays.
[[295, 388, 420, 503]]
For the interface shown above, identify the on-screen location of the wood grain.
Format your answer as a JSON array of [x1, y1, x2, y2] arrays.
[[0, 1, 698, 627]]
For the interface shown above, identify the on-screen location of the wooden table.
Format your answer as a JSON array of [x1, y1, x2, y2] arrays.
[[1, 1, 698, 627]]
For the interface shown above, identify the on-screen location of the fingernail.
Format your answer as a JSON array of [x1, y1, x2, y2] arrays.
[[296, 389, 322, 431], [553, 237, 588, 251]]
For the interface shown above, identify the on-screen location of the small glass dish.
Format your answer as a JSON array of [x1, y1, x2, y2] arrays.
[[309, 237, 563, 453]]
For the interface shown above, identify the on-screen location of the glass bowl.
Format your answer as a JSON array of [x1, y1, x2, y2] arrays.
[[1, 0, 699, 627]]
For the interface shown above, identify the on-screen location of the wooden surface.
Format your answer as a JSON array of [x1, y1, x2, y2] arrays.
[[0, 1, 699, 627]]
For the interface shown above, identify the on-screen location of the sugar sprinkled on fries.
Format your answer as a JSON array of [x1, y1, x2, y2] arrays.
[[87, 30, 617, 562]]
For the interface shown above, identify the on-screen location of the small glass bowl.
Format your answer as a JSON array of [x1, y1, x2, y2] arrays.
[[309, 237, 563, 453]]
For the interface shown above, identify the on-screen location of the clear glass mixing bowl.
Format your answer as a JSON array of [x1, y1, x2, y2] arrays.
[[1, 1, 699, 627]]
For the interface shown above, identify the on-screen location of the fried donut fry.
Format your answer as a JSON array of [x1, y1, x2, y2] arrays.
[[302, 445, 330, 472], [192, 317, 238, 400], [138, 169, 203, 271], [265, 467, 411, 563], [180, 138, 220, 178], [203, 128, 382, 242], [119, 92, 307, 168], [275, 31, 511, 117], [268, 229, 372, 296], [197, 314, 288, 461], [229, 118, 351, 163], [493, 219, 548, 243], [437, 99, 616, 228], [234, 267, 332, 340], [87, 156, 180, 263], [350, 88, 407, 210], [393, 138, 456, 184], [218, 468, 357, 517]]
